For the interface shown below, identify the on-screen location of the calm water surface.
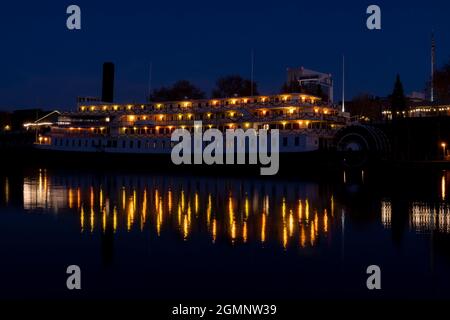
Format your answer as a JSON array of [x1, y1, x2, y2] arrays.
[[0, 167, 449, 299]]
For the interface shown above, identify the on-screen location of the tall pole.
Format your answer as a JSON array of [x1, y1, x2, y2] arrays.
[[431, 32, 436, 103], [148, 62, 153, 102], [342, 55, 345, 113], [251, 49, 254, 97]]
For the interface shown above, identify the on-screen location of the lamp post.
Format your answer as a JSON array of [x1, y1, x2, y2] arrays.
[[442, 142, 447, 159]]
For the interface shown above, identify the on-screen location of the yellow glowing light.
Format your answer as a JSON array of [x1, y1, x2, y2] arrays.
[[261, 214, 266, 243], [206, 194, 212, 224], [212, 219, 217, 243], [195, 193, 199, 215], [289, 212, 294, 237], [314, 212, 319, 235], [442, 174, 446, 200], [80, 206, 85, 233], [262, 110, 267, 116], [298, 200, 302, 220], [183, 215, 189, 240], [305, 200, 309, 221], [113, 207, 117, 233], [113, 105, 118, 111], [68, 188, 74, 209], [90, 208, 95, 233], [245, 197, 249, 218], [90, 106, 96, 111], [127, 105, 133, 110], [128, 115, 135, 122], [80, 106, 86, 111], [102, 106, 108, 111], [102, 208, 106, 233], [168, 190, 173, 212], [231, 221, 236, 243], [289, 108, 295, 114], [77, 188, 81, 209], [324, 210, 329, 233], [300, 226, 306, 247], [159, 115, 164, 120], [283, 224, 288, 249], [243, 222, 248, 243]]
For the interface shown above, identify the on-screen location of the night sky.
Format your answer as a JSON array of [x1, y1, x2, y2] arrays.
[[0, 0, 449, 110]]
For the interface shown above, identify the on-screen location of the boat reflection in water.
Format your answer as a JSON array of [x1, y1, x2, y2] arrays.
[[382, 201, 450, 233], [381, 172, 450, 234], [1, 168, 449, 299], [22, 169, 337, 249]]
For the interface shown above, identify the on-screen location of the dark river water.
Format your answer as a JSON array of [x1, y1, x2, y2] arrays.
[[0, 167, 449, 300]]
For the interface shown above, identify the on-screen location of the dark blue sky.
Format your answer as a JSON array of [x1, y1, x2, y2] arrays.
[[0, 0, 449, 110]]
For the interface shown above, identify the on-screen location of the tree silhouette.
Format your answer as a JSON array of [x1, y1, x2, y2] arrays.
[[433, 60, 450, 103], [390, 74, 407, 119], [150, 80, 205, 101], [212, 75, 258, 98]]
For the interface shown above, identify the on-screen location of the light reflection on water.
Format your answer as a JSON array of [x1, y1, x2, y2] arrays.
[[382, 200, 450, 233], [21, 169, 338, 249], [1, 168, 450, 299], [381, 171, 450, 234], [19, 169, 450, 239]]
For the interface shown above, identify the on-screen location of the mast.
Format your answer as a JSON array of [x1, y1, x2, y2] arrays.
[[148, 62, 153, 102], [342, 55, 345, 113], [431, 32, 436, 103], [251, 49, 254, 97]]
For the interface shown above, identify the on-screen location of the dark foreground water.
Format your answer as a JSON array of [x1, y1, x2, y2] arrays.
[[0, 167, 449, 300]]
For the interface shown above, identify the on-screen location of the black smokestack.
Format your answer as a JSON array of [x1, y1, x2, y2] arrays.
[[102, 62, 115, 103]]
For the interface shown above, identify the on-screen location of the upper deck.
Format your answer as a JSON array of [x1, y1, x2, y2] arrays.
[[76, 93, 323, 115]]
